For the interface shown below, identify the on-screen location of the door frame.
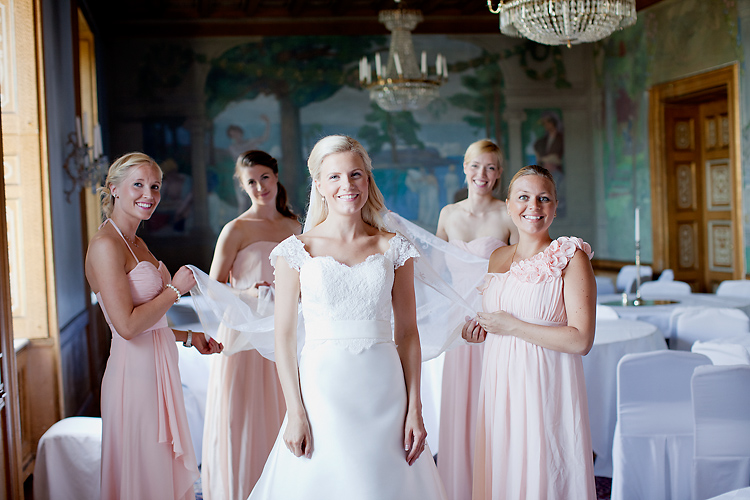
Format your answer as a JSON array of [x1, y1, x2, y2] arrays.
[[649, 64, 744, 278]]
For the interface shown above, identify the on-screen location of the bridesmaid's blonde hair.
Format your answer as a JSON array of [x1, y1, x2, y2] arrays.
[[98, 152, 162, 219], [306, 135, 386, 230], [507, 164, 557, 201]]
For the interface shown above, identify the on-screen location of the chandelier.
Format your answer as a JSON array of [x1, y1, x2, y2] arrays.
[[488, 0, 637, 47], [358, 0, 447, 112]]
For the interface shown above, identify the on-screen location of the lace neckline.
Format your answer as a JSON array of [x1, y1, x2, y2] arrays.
[[293, 234, 399, 269]]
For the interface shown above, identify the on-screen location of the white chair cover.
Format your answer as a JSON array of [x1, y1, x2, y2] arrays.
[[658, 269, 675, 281], [33, 417, 102, 500], [616, 265, 653, 293], [596, 303, 620, 320], [692, 334, 750, 366], [673, 308, 750, 351], [639, 280, 692, 299], [611, 351, 711, 500], [707, 488, 750, 499], [716, 280, 750, 298], [596, 275, 616, 295], [692, 365, 750, 500]]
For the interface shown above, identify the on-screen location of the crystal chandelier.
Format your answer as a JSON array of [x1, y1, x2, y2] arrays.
[[488, 0, 637, 47], [358, 0, 447, 112]]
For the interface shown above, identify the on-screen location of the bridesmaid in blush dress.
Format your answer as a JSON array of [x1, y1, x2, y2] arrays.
[[201, 151, 300, 500], [435, 139, 517, 500], [85, 152, 222, 500], [463, 165, 597, 500]]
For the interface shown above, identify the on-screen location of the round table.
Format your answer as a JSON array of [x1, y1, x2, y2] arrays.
[[582, 319, 667, 477], [597, 293, 750, 337]]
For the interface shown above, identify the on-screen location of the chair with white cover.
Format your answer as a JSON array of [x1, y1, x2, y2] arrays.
[[673, 308, 750, 352], [596, 275, 616, 295], [659, 269, 675, 281], [616, 265, 653, 293], [33, 416, 102, 500], [716, 280, 750, 298], [611, 351, 711, 500], [596, 304, 620, 320], [639, 280, 692, 299], [706, 488, 750, 499], [692, 334, 750, 366], [692, 365, 750, 500]]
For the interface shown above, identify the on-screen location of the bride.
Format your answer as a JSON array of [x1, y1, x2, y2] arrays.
[[247, 135, 447, 499]]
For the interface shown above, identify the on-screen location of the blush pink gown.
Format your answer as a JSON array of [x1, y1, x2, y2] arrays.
[[474, 237, 596, 500], [201, 241, 286, 500], [437, 236, 506, 500], [98, 219, 198, 500]]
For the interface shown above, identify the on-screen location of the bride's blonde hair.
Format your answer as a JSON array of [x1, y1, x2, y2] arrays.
[[305, 135, 386, 230]]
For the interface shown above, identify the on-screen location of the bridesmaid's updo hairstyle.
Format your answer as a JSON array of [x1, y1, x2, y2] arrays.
[[464, 139, 504, 191], [98, 152, 162, 219], [234, 150, 297, 219], [507, 164, 557, 201], [306, 135, 386, 230]]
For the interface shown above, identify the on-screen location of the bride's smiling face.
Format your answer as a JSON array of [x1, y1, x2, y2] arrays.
[[315, 152, 369, 217]]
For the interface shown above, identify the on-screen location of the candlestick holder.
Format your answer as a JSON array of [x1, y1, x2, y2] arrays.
[[62, 131, 108, 203], [633, 240, 643, 305]]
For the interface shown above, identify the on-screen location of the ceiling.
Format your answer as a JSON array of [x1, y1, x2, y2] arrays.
[[90, 0, 665, 37]]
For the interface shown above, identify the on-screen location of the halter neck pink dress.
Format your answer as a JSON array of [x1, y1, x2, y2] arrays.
[[98, 219, 198, 500], [201, 241, 286, 500], [474, 237, 596, 500], [437, 236, 506, 500]]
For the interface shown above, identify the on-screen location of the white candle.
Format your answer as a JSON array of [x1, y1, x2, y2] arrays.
[[366, 62, 371, 84], [436, 54, 443, 76], [393, 53, 403, 76], [635, 206, 640, 242], [375, 53, 382, 78], [443, 56, 449, 78], [75, 116, 83, 147], [94, 124, 103, 158], [421, 51, 427, 76], [82, 112, 90, 145]]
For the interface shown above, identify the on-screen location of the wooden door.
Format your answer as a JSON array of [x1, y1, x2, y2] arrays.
[[665, 104, 703, 289], [664, 96, 736, 291], [700, 99, 735, 290]]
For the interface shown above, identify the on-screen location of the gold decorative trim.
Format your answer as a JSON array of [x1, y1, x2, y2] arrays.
[[706, 158, 731, 211], [708, 220, 734, 272]]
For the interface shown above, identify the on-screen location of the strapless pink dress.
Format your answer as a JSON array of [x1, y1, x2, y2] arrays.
[[98, 247, 197, 499], [437, 236, 506, 500], [201, 242, 286, 500], [474, 237, 596, 500]]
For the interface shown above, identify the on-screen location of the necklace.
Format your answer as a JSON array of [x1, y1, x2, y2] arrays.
[[122, 233, 139, 248]]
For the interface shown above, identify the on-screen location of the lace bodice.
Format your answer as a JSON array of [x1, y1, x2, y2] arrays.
[[270, 234, 419, 325]]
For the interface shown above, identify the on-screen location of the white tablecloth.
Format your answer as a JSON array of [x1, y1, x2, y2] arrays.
[[692, 333, 750, 365], [582, 319, 667, 477], [597, 293, 750, 337], [708, 487, 750, 499]]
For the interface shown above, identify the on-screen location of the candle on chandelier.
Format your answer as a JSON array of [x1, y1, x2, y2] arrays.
[[375, 53, 382, 78], [436, 54, 443, 76], [75, 116, 83, 147], [421, 51, 427, 76], [393, 53, 403, 76], [83, 112, 90, 146], [443, 55, 449, 78], [93, 124, 103, 158], [366, 62, 372, 84]]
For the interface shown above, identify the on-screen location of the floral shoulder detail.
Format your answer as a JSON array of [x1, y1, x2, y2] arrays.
[[510, 237, 593, 284], [477, 274, 496, 295], [385, 233, 420, 269], [269, 236, 310, 271]]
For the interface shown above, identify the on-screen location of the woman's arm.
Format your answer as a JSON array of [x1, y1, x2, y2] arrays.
[[476, 250, 596, 355], [392, 258, 427, 465], [435, 205, 451, 241], [86, 236, 194, 340], [209, 220, 242, 283], [273, 256, 312, 458]]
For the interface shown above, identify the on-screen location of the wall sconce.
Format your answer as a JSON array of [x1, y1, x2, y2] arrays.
[[63, 115, 108, 202]]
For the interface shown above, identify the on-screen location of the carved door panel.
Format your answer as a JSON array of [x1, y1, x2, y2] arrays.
[[665, 104, 703, 290], [700, 99, 735, 290]]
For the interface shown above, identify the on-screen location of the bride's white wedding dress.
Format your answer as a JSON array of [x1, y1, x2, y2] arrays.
[[247, 234, 447, 500]]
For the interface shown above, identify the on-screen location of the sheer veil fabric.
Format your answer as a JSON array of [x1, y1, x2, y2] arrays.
[[188, 210, 489, 361]]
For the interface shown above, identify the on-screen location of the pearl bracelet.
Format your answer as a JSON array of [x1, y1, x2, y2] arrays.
[[183, 329, 193, 348], [165, 284, 181, 303]]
